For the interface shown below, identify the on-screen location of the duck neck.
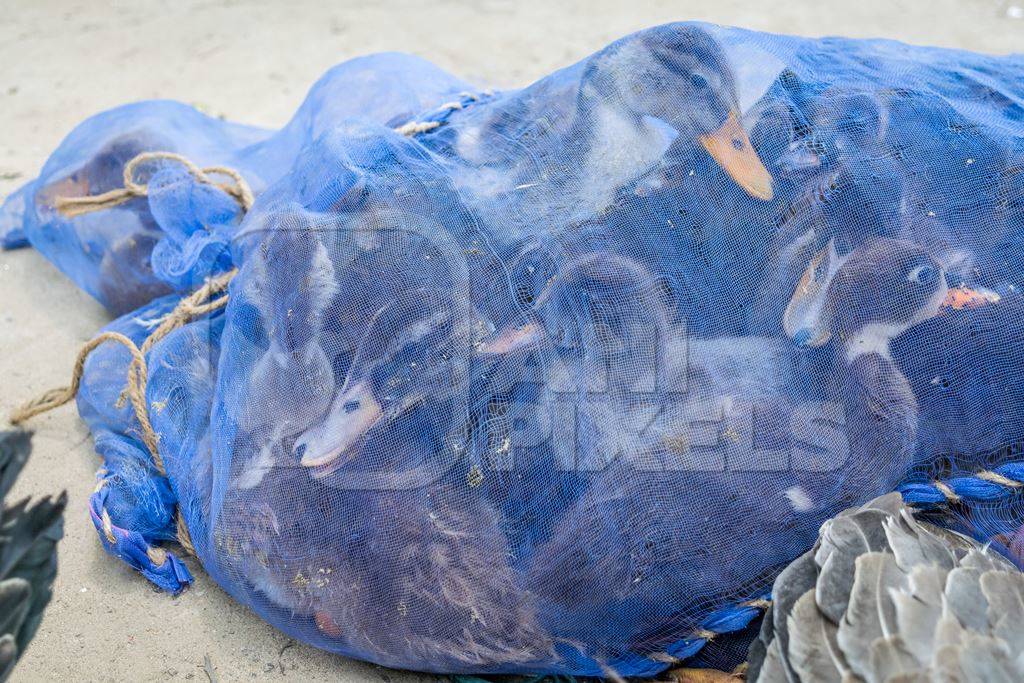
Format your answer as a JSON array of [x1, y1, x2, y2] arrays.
[[841, 342, 919, 462], [842, 323, 905, 364]]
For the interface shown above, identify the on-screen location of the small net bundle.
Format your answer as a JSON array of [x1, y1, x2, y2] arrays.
[[6, 22, 1024, 677]]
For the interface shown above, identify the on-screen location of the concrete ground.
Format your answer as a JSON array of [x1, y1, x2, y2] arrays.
[[0, 1, 1021, 680]]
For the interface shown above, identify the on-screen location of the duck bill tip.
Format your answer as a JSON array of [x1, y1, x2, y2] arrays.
[[795, 328, 832, 348], [699, 110, 775, 201], [941, 285, 1001, 311], [301, 444, 361, 479], [299, 383, 383, 474], [783, 297, 832, 348], [299, 446, 345, 469], [476, 322, 544, 355]]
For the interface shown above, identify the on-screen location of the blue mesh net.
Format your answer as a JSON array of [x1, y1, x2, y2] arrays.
[[6, 22, 1024, 677]]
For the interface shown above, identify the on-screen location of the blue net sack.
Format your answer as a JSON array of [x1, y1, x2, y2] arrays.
[[7, 22, 1024, 677]]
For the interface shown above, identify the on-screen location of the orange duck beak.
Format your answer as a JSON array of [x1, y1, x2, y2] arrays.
[[699, 110, 774, 201], [941, 285, 1001, 311]]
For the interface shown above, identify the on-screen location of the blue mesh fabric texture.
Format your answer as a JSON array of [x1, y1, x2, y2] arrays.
[[7, 22, 1024, 677]]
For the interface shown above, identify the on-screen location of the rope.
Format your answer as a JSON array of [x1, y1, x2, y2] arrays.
[[10, 332, 143, 426], [54, 151, 254, 218], [392, 90, 493, 138], [10, 272, 235, 555], [900, 461, 1024, 506], [394, 120, 442, 137], [633, 592, 772, 675], [11, 151, 251, 560]]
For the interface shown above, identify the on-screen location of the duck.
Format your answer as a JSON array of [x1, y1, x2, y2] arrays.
[[23, 102, 267, 315], [215, 454, 554, 672], [553, 24, 779, 336], [438, 23, 773, 221], [241, 216, 339, 375], [752, 82, 1024, 339], [33, 131, 175, 315], [760, 87, 1024, 337], [475, 250, 825, 475], [459, 23, 773, 240], [782, 238, 946, 472], [565, 23, 773, 208], [748, 492, 1024, 682], [218, 219, 341, 490], [782, 235, 1024, 470], [291, 286, 492, 480], [747, 89, 899, 322], [477, 251, 676, 387], [505, 248, 1009, 665], [234, 117, 511, 484], [472, 250, 687, 554], [0, 431, 67, 681], [35, 131, 171, 209], [476, 253, 865, 659]]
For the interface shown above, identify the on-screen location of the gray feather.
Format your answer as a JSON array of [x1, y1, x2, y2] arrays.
[[868, 636, 919, 681], [758, 636, 798, 683], [771, 550, 818, 680], [891, 565, 946, 666], [960, 546, 1013, 572], [882, 510, 959, 573], [931, 643, 965, 681], [857, 492, 906, 516], [836, 552, 907, 679], [749, 493, 1024, 683], [746, 603, 775, 682], [786, 591, 847, 683], [944, 565, 991, 633], [980, 570, 1024, 662], [932, 604, 966, 653], [958, 634, 1020, 683], [815, 509, 891, 624]]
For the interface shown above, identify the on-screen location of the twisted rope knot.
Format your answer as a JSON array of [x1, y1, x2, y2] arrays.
[[54, 151, 254, 218], [12, 151, 250, 559]]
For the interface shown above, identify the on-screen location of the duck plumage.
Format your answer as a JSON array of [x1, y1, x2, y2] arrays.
[[0, 431, 66, 681], [784, 235, 1024, 473]]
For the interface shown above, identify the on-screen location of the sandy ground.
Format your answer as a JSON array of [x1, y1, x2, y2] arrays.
[[0, 0, 1021, 680]]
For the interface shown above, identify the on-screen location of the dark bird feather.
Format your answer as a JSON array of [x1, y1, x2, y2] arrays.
[[0, 431, 67, 682]]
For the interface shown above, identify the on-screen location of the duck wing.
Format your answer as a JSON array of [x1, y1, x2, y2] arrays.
[[0, 579, 31, 681], [747, 492, 1024, 682], [0, 431, 67, 679]]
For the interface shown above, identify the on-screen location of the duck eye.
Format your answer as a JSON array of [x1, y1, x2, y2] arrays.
[[343, 400, 361, 413], [908, 265, 936, 285], [690, 74, 708, 89]]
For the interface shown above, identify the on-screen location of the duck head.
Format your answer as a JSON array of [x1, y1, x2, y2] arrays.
[[478, 251, 675, 373], [582, 24, 774, 200], [783, 238, 949, 359], [294, 289, 492, 478]]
